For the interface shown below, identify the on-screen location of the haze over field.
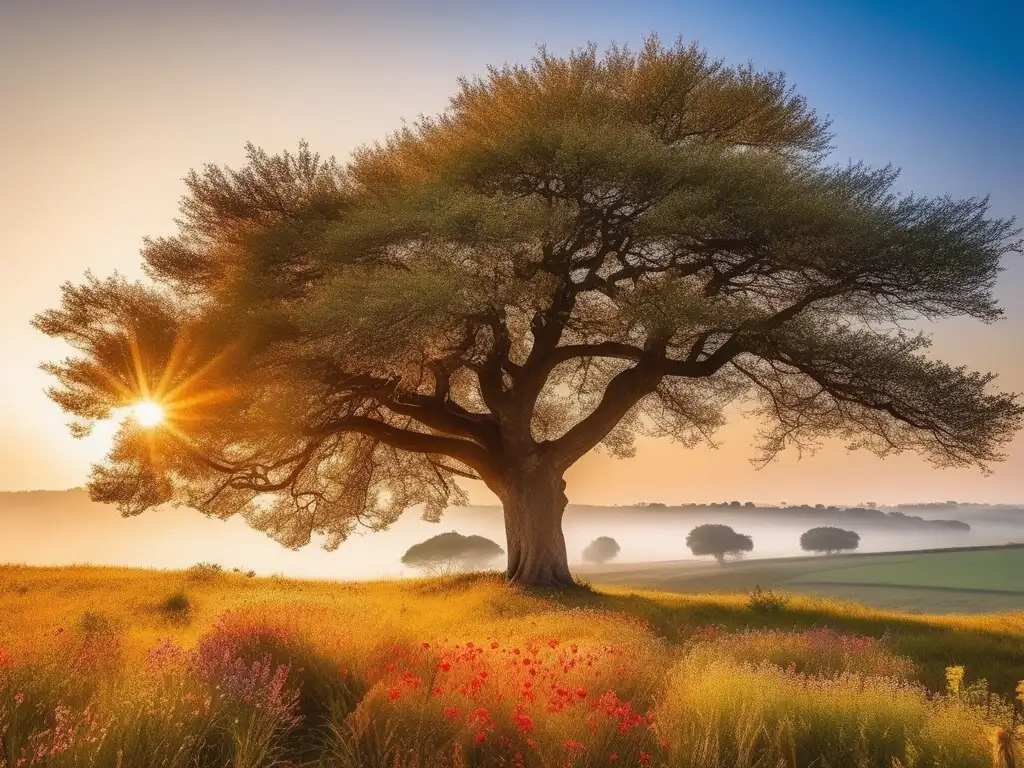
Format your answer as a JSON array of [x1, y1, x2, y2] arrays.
[[2, 491, 1021, 581]]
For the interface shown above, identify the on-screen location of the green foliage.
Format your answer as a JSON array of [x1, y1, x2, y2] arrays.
[[294, 263, 480, 374]]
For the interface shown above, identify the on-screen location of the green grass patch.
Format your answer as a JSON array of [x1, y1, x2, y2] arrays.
[[789, 548, 1024, 592], [582, 544, 1024, 614]]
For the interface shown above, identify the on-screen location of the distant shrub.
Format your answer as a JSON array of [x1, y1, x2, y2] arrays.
[[686, 524, 754, 564], [186, 562, 223, 581], [747, 585, 790, 613], [400, 532, 504, 575], [581, 536, 621, 564], [78, 611, 118, 637], [161, 591, 191, 618], [800, 526, 861, 554]]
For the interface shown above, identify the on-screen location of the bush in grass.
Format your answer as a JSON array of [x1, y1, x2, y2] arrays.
[[581, 536, 621, 564], [746, 585, 790, 613], [185, 562, 223, 581], [160, 591, 191, 619], [79, 611, 118, 637]]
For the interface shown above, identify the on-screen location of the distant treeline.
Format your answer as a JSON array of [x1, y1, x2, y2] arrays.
[[890, 502, 1024, 511], [576, 503, 972, 531]]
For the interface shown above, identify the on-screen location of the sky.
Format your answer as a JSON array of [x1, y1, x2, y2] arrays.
[[1, 0, 1022, 509]]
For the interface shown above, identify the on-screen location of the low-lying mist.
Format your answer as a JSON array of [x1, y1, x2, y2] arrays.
[[0, 491, 1021, 581]]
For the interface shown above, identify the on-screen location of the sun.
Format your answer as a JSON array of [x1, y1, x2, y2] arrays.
[[132, 400, 166, 428]]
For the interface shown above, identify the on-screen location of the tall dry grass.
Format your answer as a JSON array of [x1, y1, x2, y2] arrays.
[[655, 646, 1003, 767]]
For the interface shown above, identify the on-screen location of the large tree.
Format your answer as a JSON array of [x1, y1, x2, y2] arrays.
[[401, 531, 505, 575], [686, 524, 754, 564], [800, 526, 861, 555], [582, 536, 621, 565], [35, 38, 1022, 586]]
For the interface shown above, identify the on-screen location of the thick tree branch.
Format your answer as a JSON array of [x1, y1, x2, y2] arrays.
[[305, 415, 500, 484], [545, 361, 663, 470], [322, 367, 499, 449]]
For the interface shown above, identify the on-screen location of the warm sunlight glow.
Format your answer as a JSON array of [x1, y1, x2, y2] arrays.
[[133, 400, 165, 428]]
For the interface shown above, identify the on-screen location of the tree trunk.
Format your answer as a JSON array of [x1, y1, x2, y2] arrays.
[[500, 462, 575, 588]]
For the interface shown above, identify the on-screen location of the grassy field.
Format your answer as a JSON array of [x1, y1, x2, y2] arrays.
[[1, 564, 1023, 767], [580, 545, 1024, 614]]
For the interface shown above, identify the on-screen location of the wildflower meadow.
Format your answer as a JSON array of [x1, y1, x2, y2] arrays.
[[1, 565, 1023, 767]]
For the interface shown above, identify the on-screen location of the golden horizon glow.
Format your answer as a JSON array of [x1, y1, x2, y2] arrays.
[[132, 400, 165, 428]]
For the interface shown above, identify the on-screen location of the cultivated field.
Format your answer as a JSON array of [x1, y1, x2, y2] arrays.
[[1, 564, 1024, 766], [581, 544, 1024, 614]]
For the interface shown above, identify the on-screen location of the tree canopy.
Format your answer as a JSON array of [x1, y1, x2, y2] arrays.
[[686, 524, 754, 563], [800, 526, 860, 554], [400, 531, 505, 574], [34, 36, 1022, 586], [581, 536, 621, 564]]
